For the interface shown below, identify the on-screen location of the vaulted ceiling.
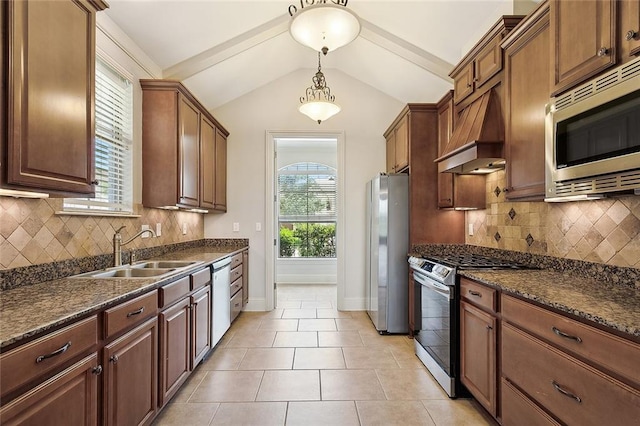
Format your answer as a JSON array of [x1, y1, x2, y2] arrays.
[[102, 0, 538, 111]]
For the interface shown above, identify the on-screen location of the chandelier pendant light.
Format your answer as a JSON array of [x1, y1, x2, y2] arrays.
[[288, 0, 361, 55], [299, 52, 341, 124]]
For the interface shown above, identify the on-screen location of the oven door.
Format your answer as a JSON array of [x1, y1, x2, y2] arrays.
[[413, 269, 456, 397]]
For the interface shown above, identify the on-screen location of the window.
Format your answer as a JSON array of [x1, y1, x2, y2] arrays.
[[64, 57, 133, 213], [278, 162, 336, 258]]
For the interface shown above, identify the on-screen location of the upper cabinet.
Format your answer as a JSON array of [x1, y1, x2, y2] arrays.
[[503, 2, 551, 200], [140, 80, 228, 212], [450, 16, 524, 107], [384, 114, 409, 173], [1, 0, 108, 196], [621, 0, 640, 58], [550, 0, 617, 96]]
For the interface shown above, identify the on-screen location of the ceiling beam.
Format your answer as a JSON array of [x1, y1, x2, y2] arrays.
[[163, 14, 290, 80], [163, 14, 454, 85]]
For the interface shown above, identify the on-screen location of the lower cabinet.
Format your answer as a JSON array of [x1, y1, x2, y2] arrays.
[[103, 317, 158, 426], [159, 298, 191, 407], [191, 285, 211, 367], [0, 353, 100, 426]]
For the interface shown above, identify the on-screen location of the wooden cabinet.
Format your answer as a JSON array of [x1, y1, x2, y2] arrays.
[[384, 114, 409, 173], [0, 354, 100, 426], [459, 278, 498, 417], [1, 0, 107, 196], [550, 0, 616, 96], [501, 294, 640, 425], [621, 0, 640, 58], [242, 249, 249, 306], [159, 298, 190, 407], [384, 104, 465, 247], [436, 92, 485, 209], [191, 285, 211, 367], [228, 251, 247, 321], [450, 16, 523, 107], [140, 80, 229, 212], [503, 2, 550, 200], [103, 317, 158, 426]]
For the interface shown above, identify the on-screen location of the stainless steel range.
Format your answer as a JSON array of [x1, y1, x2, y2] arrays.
[[408, 254, 531, 397]]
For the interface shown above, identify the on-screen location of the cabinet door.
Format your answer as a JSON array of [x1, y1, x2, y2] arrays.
[[5, 0, 98, 195], [452, 62, 475, 104], [191, 286, 211, 368], [437, 97, 454, 208], [385, 133, 396, 173], [159, 298, 190, 408], [200, 116, 216, 209], [0, 354, 99, 426], [622, 0, 640, 57], [394, 116, 409, 172], [178, 95, 200, 207], [242, 250, 249, 306], [214, 128, 227, 211], [103, 317, 157, 426], [505, 10, 550, 200], [460, 301, 496, 417], [551, 0, 616, 95], [474, 36, 503, 88]]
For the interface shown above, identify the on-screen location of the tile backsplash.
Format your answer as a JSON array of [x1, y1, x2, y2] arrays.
[[466, 170, 640, 269], [0, 198, 204, 269]]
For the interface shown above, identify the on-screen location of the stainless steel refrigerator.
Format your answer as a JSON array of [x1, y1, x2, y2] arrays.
[[365, 173, 409, 334]]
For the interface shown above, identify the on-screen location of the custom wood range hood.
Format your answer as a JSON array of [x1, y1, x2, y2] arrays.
[[435, 89, 505, 174]]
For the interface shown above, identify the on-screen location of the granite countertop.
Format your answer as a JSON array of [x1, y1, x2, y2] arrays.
[[0, 246, 247, 350], [460, 269, 640, 339]]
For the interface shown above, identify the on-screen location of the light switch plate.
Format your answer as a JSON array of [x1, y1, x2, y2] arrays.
[[141, 224, 150, 238], [256, 222, 262, 231], [468, 223, 474, 236], [182, 223, 187, 235], [233, 222, 240, 232], [156, 223, 162, 237]]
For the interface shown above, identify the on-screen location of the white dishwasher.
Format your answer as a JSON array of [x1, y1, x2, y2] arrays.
[[211, 257, 231, 347]]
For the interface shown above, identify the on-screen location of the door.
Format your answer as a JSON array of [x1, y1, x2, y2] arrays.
[[159, 298, 190, 407], [178, 95, 200, 207]]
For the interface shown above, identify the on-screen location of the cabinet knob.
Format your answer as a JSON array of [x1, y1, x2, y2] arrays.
[[486, 325, 493, 330], [626, 30, 638, 41], [91, 180, 99, 186], [110, 355, 119, 364], [92, 365, 103, 375], [597, 47, 609, 57], [466, 83, 472, 88]]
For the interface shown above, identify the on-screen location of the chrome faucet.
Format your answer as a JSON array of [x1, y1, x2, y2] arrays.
[[113, 226, 156, 267]]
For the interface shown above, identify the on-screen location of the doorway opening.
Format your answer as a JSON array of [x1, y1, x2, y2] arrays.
[[265, 132, 345, 311]]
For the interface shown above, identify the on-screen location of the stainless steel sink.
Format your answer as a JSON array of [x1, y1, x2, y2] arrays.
[[72, 267, 176, 279], [131, 260, 198, 269]]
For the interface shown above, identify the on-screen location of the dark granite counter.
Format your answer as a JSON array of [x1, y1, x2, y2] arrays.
[[0, 245, 247, 350], [459, 268, 640, 339]]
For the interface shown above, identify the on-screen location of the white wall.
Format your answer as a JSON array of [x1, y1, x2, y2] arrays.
[[204, 68, 404, 310]]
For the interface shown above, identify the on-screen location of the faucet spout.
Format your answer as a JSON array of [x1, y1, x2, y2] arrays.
[[113, 227, 157, 267]]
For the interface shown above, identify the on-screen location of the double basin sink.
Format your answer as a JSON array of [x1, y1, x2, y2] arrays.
[[72, 260, 200, 279]]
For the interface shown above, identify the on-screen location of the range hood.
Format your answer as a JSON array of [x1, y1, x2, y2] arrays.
[[435, 90, 505, 174]]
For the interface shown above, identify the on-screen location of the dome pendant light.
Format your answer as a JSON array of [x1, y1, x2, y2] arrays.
[[288, 1, 361, 55], [299, 52, 341, 124]]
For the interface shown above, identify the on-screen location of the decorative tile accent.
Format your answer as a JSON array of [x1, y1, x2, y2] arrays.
[[494, 186, 501, 197], [526, 234, 534, 247], [508, 208, 517, 220], [494, 232, 501, 242]]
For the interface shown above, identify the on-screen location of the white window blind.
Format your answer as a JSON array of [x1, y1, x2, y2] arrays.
[[278, 163, 336, 223], [64, 57, 133, 213]]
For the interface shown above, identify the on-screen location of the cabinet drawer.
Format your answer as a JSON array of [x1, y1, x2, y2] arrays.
[[230, 277, 242, 297], [230, 265, 242, 283], [502, 294, 640, 386], [0, 315, 97, 398], [230, 290, 242, 323], [104, 290, 158, 339], [502, 323, 640, 426], [501, 378, 561, 426], [230, 253, 242, 269], [191, 266, 211, 290], [159, 277, 190, 308], [460, 278, 496, 313]]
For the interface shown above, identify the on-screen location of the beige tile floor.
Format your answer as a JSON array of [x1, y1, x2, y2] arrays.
[[153, 284, 494, 426]]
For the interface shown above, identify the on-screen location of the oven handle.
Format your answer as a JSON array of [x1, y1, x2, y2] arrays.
[[413, 272, 453, 300]]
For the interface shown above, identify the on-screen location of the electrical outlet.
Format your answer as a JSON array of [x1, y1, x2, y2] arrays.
[[141, 224, 150, 238], [156, 223, 162, 237], [182, 223, 187, 235], [256, 222, 262, 231], [468, 223, 474, 236], [233, 222, 240, 232]]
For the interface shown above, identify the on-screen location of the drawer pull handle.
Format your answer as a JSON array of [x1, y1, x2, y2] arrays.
[[468, 290, 482, 297], [552, 326, 582, 343], [110, 355, 119, 364], [127, 307, 144, 318], [36, 341, 72, 363], [92, 365, 103, 375], [552, 381, 582, 403]]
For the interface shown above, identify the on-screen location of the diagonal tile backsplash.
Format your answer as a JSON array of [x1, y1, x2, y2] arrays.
[[0, 198, 204, 269], [466, 170, 640, 269]]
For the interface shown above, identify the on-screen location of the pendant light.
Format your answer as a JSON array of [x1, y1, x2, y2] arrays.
[[298, 52, 341, 124], [288, 1, 361, 55]]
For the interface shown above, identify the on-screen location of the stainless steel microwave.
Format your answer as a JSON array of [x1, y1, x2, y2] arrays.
[[545, 56, 640, 202]]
